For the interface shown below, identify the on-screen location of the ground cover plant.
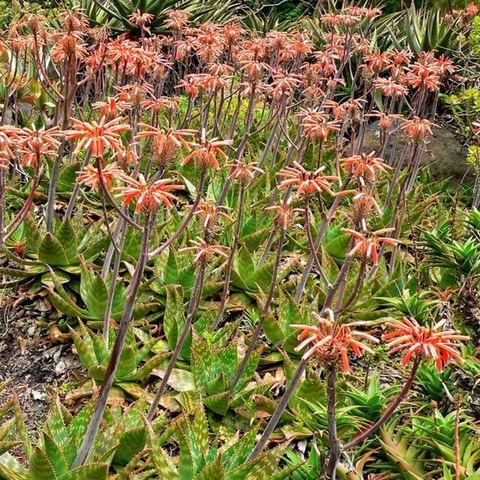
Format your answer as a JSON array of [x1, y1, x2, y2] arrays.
[[0, 0, 480, 478]]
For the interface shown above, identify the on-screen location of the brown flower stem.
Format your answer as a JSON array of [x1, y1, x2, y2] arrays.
[[326, 365, 340, 480], [341, 355, 421, 452], [211, 182, 246, 331], [455, 398, 461, 480], [147, 260, 207, 421], [335, 260, 366, 314], [148, 171, 205, 258], [323, 254, 353, 312], [72, 212, 155, 467], [103, 223, 129, 347], [4, 162, 41, 242], [249, 357, 308, 460], [229, 227, 286, 392]]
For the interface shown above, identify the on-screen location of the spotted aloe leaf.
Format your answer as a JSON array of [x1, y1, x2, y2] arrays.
[[113, 426, 146, 465], [38, 233, 71, 266], [0, 453, 28, 480], [145, 420, 177, 478], [30, 446, 57, 480], [194, 456, 225, 480], [163, 285, 186, 351], [54, 220, 78, 263], [56, 463, 108, 480], [42, 434, 68, 477], [0, 441, 21, 456], [203, 391, 230, 416]]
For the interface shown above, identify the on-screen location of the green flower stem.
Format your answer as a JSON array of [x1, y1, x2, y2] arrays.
[[72, 212, 155, 468]]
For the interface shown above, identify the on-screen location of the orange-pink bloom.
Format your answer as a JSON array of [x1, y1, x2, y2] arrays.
[[65, 117, 130, 157], [342, 227, 400, 265], [293, 312, 378, 373], [383, 317, 469, 372], [115, 174, 183, 213]]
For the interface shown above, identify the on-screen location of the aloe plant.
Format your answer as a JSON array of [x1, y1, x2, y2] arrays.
[[71, 322, 168, 398], [145, 400, 295, 479], [0, 217, 108, 289], [77, 0, 240, 35]]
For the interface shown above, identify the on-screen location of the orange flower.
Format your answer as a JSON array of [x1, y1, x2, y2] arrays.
[[182, 132, 232, 171], [115, 174, 183, 212], [278, 162, 339, 197], [77, 163, 128, 191], [228, 162, 264, 184], [92, 97, 131, 118], [164, 10, 189, 31], [340, 152, 391, 183], [0, 125, 22, 162], [292, 311, 378, 373], [65, 117, 130, 157], [18, 126, 61, 167], [50, 32, 89, 64], [342, 227, 400, 265], [401, 116, 435, 143], [136, 124, 195, 167], [383, 317, 469, 372], [128, 9, 154, 27], [374, 77, 408, 97], [300, 109, 340, 142]]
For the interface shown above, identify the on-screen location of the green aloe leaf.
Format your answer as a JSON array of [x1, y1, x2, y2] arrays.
[[116, 346, 137, 380], [203, 391, 230, 416], [55, 221, 78, 262], [0, 441, 20, 456], [192, 406, 209, 460], [79, 267, 108, 318], [38, 233, 71, 266], [164, 285, 185, 350], [43, 434, 68, 477], [46, 398, 69, 450], [70, 326, 97, 371], [124, 352, 168, 382], [0, 453, 29, 480], [30, 446, 57, 480], [57, 464, 108, 480], [64, 402, 95, 465], [113, 427, 146, 465], [194, 456, 225, 480], [145, 420, 177, 478]]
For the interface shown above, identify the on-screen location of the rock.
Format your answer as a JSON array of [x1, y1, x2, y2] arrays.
[[361, 121, 474, 185]]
